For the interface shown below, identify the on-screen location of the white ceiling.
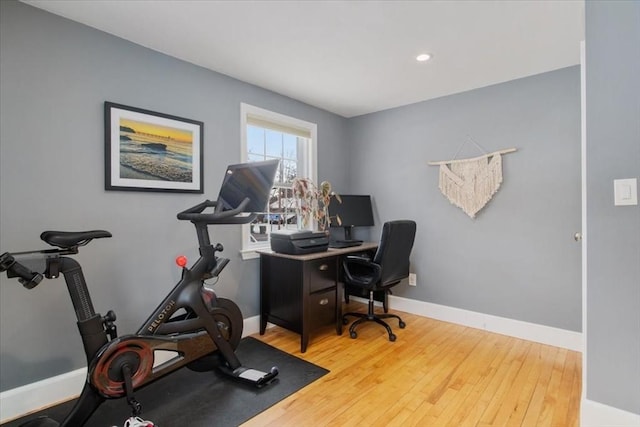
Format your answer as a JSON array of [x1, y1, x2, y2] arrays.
[[23, 0, 585, 118]]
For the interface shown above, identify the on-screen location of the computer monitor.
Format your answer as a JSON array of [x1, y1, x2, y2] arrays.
[[328, 194, 374, 241]]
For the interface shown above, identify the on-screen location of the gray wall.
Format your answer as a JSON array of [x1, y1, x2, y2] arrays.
[[585, 0, 640, 415], [0, 1, 349, 391], [347, 67, 582, 332]]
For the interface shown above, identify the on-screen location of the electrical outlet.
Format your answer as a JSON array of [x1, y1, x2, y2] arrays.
[[408, 273, 417, 286]]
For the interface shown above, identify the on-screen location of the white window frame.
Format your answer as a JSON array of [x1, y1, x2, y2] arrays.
[[240, 103, 317, 260]]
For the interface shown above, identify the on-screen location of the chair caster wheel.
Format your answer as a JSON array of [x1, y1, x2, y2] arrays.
[[389, 334, 397, 342], [343, 318, 350, 325], [350, 331, 357, 339], [399, 321, 406, 328]]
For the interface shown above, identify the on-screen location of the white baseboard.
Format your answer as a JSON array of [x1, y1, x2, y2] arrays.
[[387, 295, 583, 352], [242, 314, 261, 336], [0, 367, 87, 424], [581, 398, 640, 427], [0, 301, 585, 423]]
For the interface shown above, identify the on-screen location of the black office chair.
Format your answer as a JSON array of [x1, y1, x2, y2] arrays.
[[342, 220, 417, 342]]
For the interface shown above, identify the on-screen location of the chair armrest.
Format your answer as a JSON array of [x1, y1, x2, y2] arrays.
[[344, 254, 370, 263], [342, 256, 382, 288]]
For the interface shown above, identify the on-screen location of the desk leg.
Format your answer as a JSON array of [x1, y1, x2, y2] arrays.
[[301, 332, 309, 353], [260, 315, 267, 335], [336, 283, 343, 336]]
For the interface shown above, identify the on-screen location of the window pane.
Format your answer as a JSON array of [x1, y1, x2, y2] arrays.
[[273, 163, 283, 186], [281, 160, 297, 185], [248, 187, 297, 244], [270, 186, 292, 213], [247, 153, 265, 162], [282, 134, 297, 161], [265, 130, 282, 158], [247, 126, 265, 157]]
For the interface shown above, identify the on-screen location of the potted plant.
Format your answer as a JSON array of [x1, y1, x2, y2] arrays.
[[291, 178, 341, 232]]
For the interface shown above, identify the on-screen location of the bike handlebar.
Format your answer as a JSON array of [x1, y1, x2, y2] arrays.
[[177, 198, 257, 224], [0, 252, 44, 289]]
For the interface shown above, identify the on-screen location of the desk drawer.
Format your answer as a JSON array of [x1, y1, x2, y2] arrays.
[[306, 258, 336, 293], [309, 289, 336, 328]]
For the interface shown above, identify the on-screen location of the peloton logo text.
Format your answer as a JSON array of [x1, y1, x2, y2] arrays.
[[148, 300, 177, 332]]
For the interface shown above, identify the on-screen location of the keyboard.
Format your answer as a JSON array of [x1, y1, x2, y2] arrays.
[[329, 240, 363, 249]]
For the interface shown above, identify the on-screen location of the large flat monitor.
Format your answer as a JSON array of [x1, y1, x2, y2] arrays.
[[328, 194, 374, 241]]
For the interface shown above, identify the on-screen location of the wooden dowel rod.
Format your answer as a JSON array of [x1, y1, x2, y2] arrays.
[[428, 148, 517, 166]]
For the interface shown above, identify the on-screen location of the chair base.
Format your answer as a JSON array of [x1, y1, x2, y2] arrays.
[[342, 295, 406, 342]]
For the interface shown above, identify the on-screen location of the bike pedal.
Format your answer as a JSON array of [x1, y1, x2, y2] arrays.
[[238, 366, 279, 387]]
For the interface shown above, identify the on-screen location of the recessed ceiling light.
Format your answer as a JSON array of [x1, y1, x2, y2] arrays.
[[416, 53, 432, 62]]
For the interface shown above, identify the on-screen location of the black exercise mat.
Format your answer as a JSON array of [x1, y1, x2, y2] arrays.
[[4, 337, 328, 427]]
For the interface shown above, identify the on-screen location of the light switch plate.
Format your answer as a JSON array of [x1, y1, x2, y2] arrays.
[[614, 178, 638, 206]]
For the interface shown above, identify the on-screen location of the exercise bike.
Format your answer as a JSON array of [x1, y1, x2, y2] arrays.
[[0, 160, 281, 426]]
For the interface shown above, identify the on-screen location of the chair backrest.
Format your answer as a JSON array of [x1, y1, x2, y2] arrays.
[[372, 220, 417, 287]]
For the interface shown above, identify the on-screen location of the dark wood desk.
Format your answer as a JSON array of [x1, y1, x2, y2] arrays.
[[258, 242, 377, 352]]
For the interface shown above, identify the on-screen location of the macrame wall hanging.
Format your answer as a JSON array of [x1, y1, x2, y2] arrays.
[[428, 139, 516, 219]]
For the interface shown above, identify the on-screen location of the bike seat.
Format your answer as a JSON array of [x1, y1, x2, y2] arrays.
[[40, 230, 112, 249]]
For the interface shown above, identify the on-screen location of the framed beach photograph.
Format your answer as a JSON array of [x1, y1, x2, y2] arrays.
[[105, 102, 204, 193]]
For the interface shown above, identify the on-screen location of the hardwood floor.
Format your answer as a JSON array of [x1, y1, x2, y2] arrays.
[[242, 303, 581, 427]]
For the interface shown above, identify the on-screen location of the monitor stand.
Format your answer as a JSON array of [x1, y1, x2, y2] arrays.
[[343, 226, 354, 241], [332, 226, 362, 247]]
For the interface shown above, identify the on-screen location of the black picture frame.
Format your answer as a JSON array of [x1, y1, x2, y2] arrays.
[[105, 102, 204, 193]]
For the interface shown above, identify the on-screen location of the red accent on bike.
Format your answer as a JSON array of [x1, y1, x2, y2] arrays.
[[175, 255, 188, 268]]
